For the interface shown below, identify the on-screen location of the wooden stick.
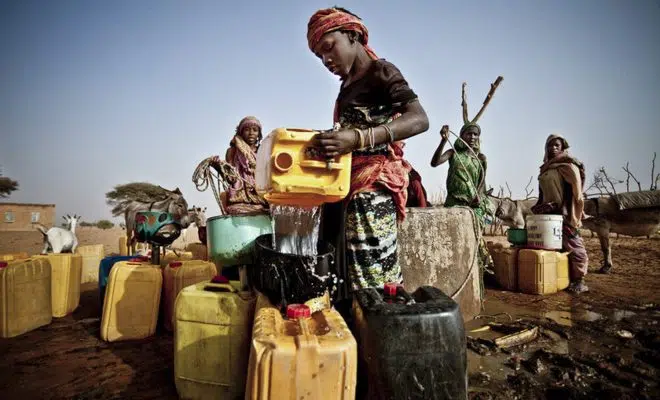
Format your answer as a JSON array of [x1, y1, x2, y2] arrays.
[[461, 82, 469, 124], [494, 326, 539, 348], [472, 76, 504, 123]]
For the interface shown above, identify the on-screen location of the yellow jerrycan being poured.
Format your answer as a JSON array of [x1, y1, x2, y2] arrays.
[[256, 128, 352, 207]]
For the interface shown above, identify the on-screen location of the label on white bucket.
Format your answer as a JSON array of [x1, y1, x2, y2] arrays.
[[525, 215, 563, 250]]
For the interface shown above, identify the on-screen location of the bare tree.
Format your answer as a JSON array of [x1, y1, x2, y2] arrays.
[[586, 153, 659, 197], [523, 175, 535, 199], [504, 182, 513, 198], [652, 152, 659, 191], [622, 162, 642, 191], [587, 167, 623, 196]]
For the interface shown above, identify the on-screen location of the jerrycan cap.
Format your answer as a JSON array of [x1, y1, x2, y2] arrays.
[[0, 261, 8, 269], [211, 275, 229, 284], [169, 261, 183, 268], [383, 282, 400, 297], [286, 304, 311, 319]]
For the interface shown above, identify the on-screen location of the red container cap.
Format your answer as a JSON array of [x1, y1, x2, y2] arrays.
[[169, 261, 183, 268], [384, 282, 400, 297], [0, 261, 8, 269], [211, 275, 229, 284], [286, 304, 311, 319]]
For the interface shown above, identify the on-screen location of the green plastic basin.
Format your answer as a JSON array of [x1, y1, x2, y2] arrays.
[[207, 212, 273, 268]]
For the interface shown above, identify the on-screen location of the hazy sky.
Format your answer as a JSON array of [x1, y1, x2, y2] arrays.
[[2, 0, 659, 223]]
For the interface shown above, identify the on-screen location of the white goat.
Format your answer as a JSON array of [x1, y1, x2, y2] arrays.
[[36, 214, 81, 254]]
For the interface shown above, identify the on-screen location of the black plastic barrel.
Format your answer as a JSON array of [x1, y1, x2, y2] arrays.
[[251, 233, 335, 310], [353, 286, 467, 400]]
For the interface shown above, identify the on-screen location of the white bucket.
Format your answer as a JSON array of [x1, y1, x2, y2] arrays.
[[525, 214, 563, 250]]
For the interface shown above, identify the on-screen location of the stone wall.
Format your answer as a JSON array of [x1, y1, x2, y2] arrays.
[[398, 206, 482, 321]]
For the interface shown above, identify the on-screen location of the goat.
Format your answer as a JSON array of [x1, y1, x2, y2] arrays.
[[36, 214, 81, 254]]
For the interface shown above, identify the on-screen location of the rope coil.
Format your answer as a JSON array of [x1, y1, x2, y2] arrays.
[[192, 157, 246, 215]]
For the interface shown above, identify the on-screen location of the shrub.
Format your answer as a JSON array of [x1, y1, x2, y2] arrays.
[[96, 220, 114, 230]]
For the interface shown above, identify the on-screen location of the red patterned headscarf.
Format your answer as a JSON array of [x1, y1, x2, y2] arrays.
[[307, 7, 378, 61]]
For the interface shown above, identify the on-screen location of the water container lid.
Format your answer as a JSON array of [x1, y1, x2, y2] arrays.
[[384, 282, 399, 297], [169, 261, 183, 268], [211, 275, 229, 284], [0, 261, 7, 269], [130, 256, 149, 262], [286, 304, 311, 319]]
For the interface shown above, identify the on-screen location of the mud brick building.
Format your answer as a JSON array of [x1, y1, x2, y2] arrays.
[[0, 202, 56, 232]]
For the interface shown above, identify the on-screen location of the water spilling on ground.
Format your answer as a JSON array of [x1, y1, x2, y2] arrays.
[[270, 204, 321, 257]]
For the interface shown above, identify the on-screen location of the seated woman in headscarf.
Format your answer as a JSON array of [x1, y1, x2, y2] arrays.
[[307, 7, 429, 309], [211, 116, 268, 215], [431, 123, 493, 274], [531, 134, 589, 294]]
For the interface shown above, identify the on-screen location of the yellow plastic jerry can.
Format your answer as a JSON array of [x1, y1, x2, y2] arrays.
[[487, 243, 519, 291], [246, 293, 358, 400], [76, 244, 105, 284], [35, 254, 83, 317], [517, 249, 560, 295], [174, 276, 256, 400], [100, 260, 161, 342], [556, 252, 570, 291], [255, 128, 352, 207], [159, 251, 194, 267], [0, 258, 53, 338], [161, 259, 217, 332]]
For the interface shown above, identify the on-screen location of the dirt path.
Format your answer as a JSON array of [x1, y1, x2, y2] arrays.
[[0, 233, 658, 399]]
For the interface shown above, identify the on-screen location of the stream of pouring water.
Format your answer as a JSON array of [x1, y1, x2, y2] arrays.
[[270, 205, 322, 257]]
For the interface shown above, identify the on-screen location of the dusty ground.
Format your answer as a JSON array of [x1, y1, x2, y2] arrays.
[[0, 229, 658, 399]]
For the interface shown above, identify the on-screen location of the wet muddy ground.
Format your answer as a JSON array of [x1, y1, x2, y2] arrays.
[[469, 236, 660, 399], [0, 236, 658, 399]]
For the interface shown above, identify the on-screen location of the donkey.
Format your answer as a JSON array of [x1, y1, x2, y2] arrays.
[[168, 205, 208, 252], [36, 214, 81, 254], [107, 184, 191, 255], [582, 195, 660, 273], [485, 190, 537, 229]]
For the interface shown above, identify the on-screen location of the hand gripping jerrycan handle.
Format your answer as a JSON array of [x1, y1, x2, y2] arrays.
[[276, 127, 346, 171]]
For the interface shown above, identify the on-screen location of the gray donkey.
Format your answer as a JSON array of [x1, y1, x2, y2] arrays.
[[106, 182, 192, 255]]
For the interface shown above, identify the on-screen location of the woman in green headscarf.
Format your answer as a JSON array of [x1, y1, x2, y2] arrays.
[[431, 122, 494, 280], [431, 123, 490, 227]]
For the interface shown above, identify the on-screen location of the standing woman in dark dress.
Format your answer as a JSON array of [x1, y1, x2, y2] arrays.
[[307, 7, 429, 313]]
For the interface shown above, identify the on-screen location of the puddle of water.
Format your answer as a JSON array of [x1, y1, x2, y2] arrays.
[[468, 351, 510, 382], [541, 309, 603, 327]]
